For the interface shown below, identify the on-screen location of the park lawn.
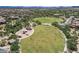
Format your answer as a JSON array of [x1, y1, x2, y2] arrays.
[[21, 25, 64, 53], [33, 17, 63, 23]]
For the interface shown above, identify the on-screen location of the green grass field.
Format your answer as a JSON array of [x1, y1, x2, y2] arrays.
[[33, 17, 63, 23], [21, 25, 64, 53]]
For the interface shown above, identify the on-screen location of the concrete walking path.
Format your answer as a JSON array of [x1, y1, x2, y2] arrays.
[[59, 30, 68, 53]]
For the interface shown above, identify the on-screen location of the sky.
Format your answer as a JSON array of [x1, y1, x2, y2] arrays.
[[0, 0, 79, 6]]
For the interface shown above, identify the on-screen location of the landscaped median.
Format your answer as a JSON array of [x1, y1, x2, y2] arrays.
[[21, 25, 64, 53]]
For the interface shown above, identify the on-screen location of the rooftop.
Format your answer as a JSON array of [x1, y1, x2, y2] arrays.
[[69, 17, 79, 28], [0, 16, 6, 23]]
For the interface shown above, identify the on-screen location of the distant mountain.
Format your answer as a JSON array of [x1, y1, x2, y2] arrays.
[[0, 6, 78, 9], [72, 6, 79, 8]]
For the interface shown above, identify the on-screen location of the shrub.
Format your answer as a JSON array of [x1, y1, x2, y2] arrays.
[[35, 20, 41, 25]]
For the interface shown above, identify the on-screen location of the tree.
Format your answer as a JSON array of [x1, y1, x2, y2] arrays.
[[51, 22, 59, 27], [35, 20, 41, 25], [10, 40, 19, 53], [8, 34, 17, 40], [67, 36, 77, 52], [0, 40, 6, 47], [32, 22, 37, 27]]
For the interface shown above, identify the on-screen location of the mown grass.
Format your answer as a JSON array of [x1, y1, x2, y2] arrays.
[[21, 25, 64, 53], [33, 17, 63, 23]]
